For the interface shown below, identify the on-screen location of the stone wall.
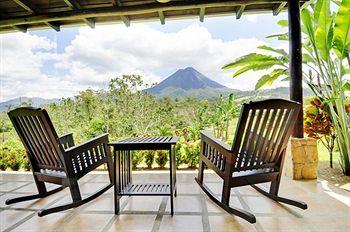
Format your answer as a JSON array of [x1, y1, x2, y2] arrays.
[[284, 137, 318, 180]]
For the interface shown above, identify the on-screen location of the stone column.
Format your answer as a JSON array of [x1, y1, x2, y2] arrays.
[[284, 137, 318, 179]]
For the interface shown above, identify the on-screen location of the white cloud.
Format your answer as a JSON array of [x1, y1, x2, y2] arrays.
[[1, 23, 268, 101]]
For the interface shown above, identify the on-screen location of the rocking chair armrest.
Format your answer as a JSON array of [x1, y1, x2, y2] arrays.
[[201, 131, 232, 156], [64, 133, 109, 156], [59, 133, 75, 149]]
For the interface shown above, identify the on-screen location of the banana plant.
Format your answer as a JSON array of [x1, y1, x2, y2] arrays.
[[224, 0, 350, 175]]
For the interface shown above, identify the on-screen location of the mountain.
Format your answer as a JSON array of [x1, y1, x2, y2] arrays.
[[144, 67, 236, 98], [144, 67, 314, 100], [0, 97, 59, 112]]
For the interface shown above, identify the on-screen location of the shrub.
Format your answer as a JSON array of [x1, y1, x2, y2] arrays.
[[144, 151, 155, 169], [155, 150, 168, 169], [175, 137, 187, 167], [185, 140, 200, 168], [0, 141, 26, 171], [132, 151, 144, 169]]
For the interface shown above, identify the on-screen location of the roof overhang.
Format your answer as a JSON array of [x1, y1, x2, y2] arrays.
[[0, 0, 311, 33]]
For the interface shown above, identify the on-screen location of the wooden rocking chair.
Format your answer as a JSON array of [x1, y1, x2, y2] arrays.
[[6, 107, 114, 216], [195, 99, 307, 223]]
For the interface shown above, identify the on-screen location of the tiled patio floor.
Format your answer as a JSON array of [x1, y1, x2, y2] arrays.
[[0, 171, 349, 232]]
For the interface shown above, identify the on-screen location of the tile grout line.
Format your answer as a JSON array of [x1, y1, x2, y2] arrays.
[[150, 196, 168, 232], [199, 193, 211, 232], [100, 196, 133, 232], [3, 196, 64, 232], [234, 189, 265, 232]]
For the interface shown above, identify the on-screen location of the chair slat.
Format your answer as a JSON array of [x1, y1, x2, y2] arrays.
[[14, 117, 45, 165], [236, 109, 256, 168], [250, 109, 270, 166], [19, 116, 53, 166], [243, 109, 264, 167], [28, 116, 58, 167], [260, 108, 284, 164]]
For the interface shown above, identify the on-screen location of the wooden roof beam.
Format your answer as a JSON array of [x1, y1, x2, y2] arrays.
[[199, 7, 205, 22], [13, 0, 61, 32], [63, 0, 96, 28], [236, 5, 245, 19], [45, 22, 60, 31], [273, 2, 287, 16], [13, 0, 36, 14], [112, 0, 131, 27], [158, 11, 165, 25], [83, 18, 95, 28], [0, 0, 292, 28], [13, 25, 27, 33]]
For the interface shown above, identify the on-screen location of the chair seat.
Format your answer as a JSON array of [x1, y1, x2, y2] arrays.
[[40, 169, 67, 178], [232, 168, 275, 178]]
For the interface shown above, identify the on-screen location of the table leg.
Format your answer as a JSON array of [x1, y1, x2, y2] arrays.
[[114, 150, 120, 214], [172, 145, 177, 197], [169, 148, 174, 215]]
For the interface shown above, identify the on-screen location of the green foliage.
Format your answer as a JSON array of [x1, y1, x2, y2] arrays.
[[223, 0, 350, 175], [0, 75, 241, 170], [185, 140, 201, 168], [0, 141, 27, 171], [144, 151, 156, 169], [132, 151, 145, 169], [155, 150, 168, 169]]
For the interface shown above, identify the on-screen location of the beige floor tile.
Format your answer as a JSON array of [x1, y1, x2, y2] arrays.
[[61, 213, 113, 232], [13, 212, 71, 232], [0, 209, 33, 231], [165, 195, 201, 213], [177, 182, 201, 194], [307, 215, 350, 232], [107, 214, 156, 232], [122, 196, 162, 212], [243, 196, 291, 214], [256, 216, 312, 232], [159, 215, 203, 232], [205, 196, 243, 213], [1, 182, 30, 192], [209, 215, 257, 232], [83, 194, 115, 212]]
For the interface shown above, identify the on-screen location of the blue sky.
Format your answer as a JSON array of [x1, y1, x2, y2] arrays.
[[1, 12, 288, 101]]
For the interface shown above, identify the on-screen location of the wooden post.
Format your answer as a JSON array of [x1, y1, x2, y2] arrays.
[[288, 0, 303, 138]]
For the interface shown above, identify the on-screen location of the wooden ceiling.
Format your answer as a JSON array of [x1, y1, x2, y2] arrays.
[[0, 0, 311, 33]]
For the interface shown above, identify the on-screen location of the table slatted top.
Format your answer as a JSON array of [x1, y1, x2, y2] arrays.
[[109, 136, 178, 150], [111, 136, 178, 145]]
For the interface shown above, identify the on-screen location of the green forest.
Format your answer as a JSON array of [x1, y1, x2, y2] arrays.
[[0, 75, 242, 171]]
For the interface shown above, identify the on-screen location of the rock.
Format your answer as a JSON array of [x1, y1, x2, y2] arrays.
[[284, 137, 318, 180]]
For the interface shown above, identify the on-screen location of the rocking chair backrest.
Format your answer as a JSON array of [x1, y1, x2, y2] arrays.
[[8, 107, 65, 171], [231, 99, 301, 172]]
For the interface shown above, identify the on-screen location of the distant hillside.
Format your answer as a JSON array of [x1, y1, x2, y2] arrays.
[[0, 97, 59, 112], [144, 67, 314, 100]]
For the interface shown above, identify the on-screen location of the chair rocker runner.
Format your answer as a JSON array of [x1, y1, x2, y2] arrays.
[[195, 99, 307, 223], [6, 107, 114, 216]]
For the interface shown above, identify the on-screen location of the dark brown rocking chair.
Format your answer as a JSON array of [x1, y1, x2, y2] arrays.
[[195, 99, 307, 223], [6, 107, 114, 216]]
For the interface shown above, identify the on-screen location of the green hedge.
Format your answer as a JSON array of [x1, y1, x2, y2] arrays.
[[0, 138, 201, 171]]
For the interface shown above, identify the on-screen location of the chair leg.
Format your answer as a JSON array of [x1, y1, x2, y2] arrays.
[[6, 186, 64, 205], [221, 179, 231, 206], [195, 178, 256, 223], [197, 160, 205, 184], [251, 184, 307, 210], [107, 155, 115, 185], [68, 179, 82, 202]]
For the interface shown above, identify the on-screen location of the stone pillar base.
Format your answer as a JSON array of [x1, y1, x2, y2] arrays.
[[284, 137, 318, 180]]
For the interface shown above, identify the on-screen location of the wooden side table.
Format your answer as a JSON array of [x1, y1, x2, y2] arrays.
[[109, 136, 178, 215]]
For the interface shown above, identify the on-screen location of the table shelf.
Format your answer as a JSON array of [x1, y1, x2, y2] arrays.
[[119, 183, 170, 196]]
